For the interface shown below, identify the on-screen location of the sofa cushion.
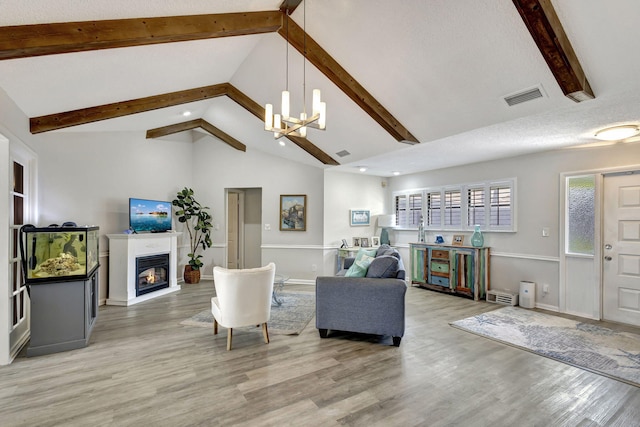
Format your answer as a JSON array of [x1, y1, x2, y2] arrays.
[[345, 248, 376, 277], [376, 244, 401, 260], [366, 255, 400, 278]]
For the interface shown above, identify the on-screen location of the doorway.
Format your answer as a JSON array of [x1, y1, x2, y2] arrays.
[[603, 171, 640, 326], [226, 188, 262, 269]]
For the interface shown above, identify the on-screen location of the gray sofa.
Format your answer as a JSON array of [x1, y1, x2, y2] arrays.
[[315, 245, 407, 346]]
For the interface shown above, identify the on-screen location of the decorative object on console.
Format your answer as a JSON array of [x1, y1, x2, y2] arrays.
[[280, 194, 307, 231], [360, 237, 371, 248], [452, 234, 464, 246], [350, 209, 371, 226], [371, 236, 380, 247], [352, 237, 360, 247], [471, 224, 484, 247], [377, 214, 394, 245], [418, 215, 425, 242], [435, 235, 444, 244], [172, 187, 213, 284]]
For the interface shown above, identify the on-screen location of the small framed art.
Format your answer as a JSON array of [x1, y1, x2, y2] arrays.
[[452, 234, 464, 246], [360, 237, 371, 248], [371, 236, 380, 246], [350, 209, 370, 226], [352, 237, 361, 247], [280, 195, 306, 231]]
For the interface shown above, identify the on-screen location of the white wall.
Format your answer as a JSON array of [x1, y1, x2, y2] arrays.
[[389, 142, 640, 309], [191, 136, 327, 280]]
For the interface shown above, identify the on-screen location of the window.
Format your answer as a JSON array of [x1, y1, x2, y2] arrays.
[[467, 187, 485, 226], [394, 192, 423, 228], [392, 178, 516, 232], [426, 191, 441, 227], [444, 189, 461, 227], [566, 175, 595, 255], [489, 184, 512, 229]]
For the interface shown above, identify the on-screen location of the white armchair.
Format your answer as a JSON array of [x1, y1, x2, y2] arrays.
[[211, 263, 276, 350]]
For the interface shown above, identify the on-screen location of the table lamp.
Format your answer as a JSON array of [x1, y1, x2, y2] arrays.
[[377, 214, 394, 245]]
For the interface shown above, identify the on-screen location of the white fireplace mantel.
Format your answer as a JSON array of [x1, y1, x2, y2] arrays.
[[106, 232, 181, 306]]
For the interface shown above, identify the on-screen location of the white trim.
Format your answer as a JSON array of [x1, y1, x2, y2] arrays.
[[262, 244, 326, 250], [535, 303, 560, 312], [491, 252, 560, 263]]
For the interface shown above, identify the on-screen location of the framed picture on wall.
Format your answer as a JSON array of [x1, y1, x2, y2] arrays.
[[350, 209, 370, 226], [280, 195, 307, 231]]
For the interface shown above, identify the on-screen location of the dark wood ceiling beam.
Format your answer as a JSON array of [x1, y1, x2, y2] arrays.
[[226, 84, 339, 165], [146, 119, 201, 138], [30, 84, 230, 133], [279, 0, 303, 15], [280, 16, 419, 144], [0, 11, 282, 60], [512, 0, 594, 102], [146, 118, 246, 151], [31, 83, 337, 165], [198, 119, 246, 152]]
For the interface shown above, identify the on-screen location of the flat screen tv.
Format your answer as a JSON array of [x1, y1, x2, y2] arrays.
[[129, 198, 172, 233]]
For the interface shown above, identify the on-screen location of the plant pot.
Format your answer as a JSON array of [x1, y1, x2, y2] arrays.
[[183, 265, 201, 284]]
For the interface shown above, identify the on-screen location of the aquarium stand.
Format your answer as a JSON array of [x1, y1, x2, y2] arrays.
[[27, 268, 99, 357]]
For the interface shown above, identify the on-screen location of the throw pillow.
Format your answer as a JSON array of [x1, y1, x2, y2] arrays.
[[365, 255, 400, 278], [345, 248, 377, 277]]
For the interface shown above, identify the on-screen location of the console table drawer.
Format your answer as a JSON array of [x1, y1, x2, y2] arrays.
[[430, 276, 449, 286], [431, 249, 449, 259], [430, 261, 449, 273]]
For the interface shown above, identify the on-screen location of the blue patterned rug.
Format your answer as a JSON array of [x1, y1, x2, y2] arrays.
[[451, 306, 640, 387], [181, 291, 315, 335]]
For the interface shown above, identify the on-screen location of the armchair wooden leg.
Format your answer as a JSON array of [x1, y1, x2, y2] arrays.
[[262, 323, 270, 344], [213, 318, 218, 335], [227, 328, 233, 351]]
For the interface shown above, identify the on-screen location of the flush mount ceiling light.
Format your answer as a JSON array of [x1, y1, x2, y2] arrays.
[[182, 111, 192, 117], [594, 124, 640, 141], [264, 1, 326, 140], [358, 166, 367, 172]]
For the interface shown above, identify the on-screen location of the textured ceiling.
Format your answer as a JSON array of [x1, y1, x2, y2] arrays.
[[1, 0, 639, 176]]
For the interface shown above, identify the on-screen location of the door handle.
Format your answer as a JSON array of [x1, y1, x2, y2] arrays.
[[604, 256, 612, 261]]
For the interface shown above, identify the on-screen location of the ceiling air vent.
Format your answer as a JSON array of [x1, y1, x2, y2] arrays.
[[503, 85, 545, 107], [336, 150, 351, 158]]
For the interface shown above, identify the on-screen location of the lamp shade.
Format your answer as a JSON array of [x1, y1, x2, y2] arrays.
[[377, 215, 395, 228]]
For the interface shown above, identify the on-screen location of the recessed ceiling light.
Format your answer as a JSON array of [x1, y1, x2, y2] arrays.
[[359, 167, 367, 172], [279, 140, 286, 147], [182, 111, 192, 117], [393, 171, 400, 176], [594, 124, 640, 141]]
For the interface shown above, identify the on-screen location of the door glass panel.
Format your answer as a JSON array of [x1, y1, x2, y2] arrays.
[[567, 175, 595, 255]]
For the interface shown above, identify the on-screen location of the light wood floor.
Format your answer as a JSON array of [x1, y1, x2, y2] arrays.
[[1, 281, 639, 427]]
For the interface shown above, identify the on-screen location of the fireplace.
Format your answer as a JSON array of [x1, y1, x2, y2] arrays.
[[136, 254, 169, 297]]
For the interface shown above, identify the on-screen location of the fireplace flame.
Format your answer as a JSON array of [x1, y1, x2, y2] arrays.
[[147, 273, 156, 284]]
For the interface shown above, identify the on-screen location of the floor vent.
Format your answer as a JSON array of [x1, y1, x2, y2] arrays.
[[504, 86, 544, 106], [486, 290, 518, 306], [336, 150, 351, 158]]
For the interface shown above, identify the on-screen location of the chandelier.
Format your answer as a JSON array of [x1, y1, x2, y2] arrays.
[[264, 1, 326, 140]]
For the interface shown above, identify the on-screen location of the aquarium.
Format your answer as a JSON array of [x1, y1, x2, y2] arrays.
[[21, 225, 99, 283]]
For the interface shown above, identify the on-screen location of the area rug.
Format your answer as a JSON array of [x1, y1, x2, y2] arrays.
[[451, 306, 640, 387], [180, 291, 315, 335]]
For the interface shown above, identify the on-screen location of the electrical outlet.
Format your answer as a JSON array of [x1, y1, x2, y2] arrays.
[[311, 264, 317, 272], [542, 227, 550, 237], [543, 284, 549, 293]]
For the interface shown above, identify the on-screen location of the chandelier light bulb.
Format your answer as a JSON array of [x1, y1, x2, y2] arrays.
[[264, 104, 273, 131], [281, 91, 290, 120]]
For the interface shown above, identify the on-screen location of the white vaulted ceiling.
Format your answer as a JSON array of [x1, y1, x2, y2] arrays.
[[1, 0, 639, 176]]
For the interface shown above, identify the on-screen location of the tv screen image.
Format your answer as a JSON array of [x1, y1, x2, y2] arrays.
[[129, 198, 172, 233]]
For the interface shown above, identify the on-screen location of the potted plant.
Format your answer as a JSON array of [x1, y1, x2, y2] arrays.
[[172, 187, 213, 284]]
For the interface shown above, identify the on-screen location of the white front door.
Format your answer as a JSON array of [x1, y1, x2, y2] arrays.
[[603, 171, 640, 326]]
